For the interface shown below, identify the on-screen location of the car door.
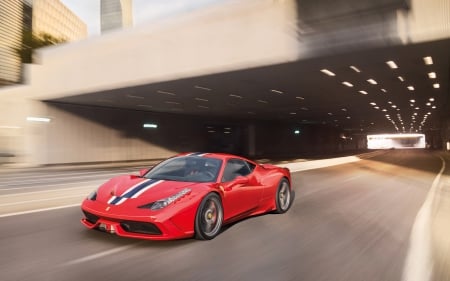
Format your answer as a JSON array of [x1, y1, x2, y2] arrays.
[[220, 158, 262, 219]]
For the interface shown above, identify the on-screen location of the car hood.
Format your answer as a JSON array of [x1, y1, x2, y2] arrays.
[[96, 175, 210, 207]]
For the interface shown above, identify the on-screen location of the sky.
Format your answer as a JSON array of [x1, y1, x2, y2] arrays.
[[60, 0, 223, 36]]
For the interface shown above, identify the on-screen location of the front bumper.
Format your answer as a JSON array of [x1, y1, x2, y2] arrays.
[[80, 201, 195, 240]]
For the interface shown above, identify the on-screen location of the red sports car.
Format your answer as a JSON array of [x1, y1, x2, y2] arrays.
[[81, 152, 293, 240]]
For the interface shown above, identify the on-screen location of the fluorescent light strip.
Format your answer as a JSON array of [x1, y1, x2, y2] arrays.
[[350, 66, 361, 73], [143, 123, 158, 128], [358, 90, 368, 95], [386, 61, 398, 69], [296, 96, 305, 100], [195, 98, 208, 102], [433, 83, 440, 89], [381, 89, 387, 93], [271, 89, 283, 94], [26, 117, 51, 123], [320, 69, 336, 76], [198, 105, 209, 109], [367, 79, 377, 85], [407, 86, 414, 91], [229, 94, 242, 98], [137, 104, 152, 108], [428, 72, 436, 79], [257, 100, 268, 104], [165, 101, 180, 105], [342, 81, 353, 87], [127, 94, 144, 99], [157, 90, 175, 96], [423, 56, 433, 65], [398, 76, 404, 82], [195, 85, 212, 91]]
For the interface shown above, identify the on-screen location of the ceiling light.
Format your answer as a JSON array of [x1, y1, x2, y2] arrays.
[[426, 102, 431, 106], [382, 109, 387, 112], [271, 89, 283, 94], [257, 100, 268, 104], [429, 98, 435, 101], [165, 101, 180, 105], [388, 101, 392, 104], [320, 69, 336, 76], [341, 108, 347, 111], [415, 107, 420, 110], [296, 96, 305, 100], [346, 116, 351, 119], [143, 123, 158, 129], [428, 72, 436, 79], [398, 76, 404, 82], [410, 99, 415, 103], [195, 98, 208, 102], [367, 79, 377, 85], [423, 56, 433, 65], [381, 89, 387, 93], [386, 61, 398, 69], [198, 105, 209, 109], [229, 94, 242, 98], [359, 90, 368, 95], [350, 66, 361, 72], [157, 90, 176, 96], [301, 107, 309, 111], [374, 106, 380, 109], [328, 112, 333, 115], [26, 116, 51, 123], [195, 85, 212, 91], [407, 86, 414, 91], [370, 102, 376, 105], [433, 83, 440, 88], [127, 94, 144, 99], [432, 106, 436, 109], [137, 104, 152, 108], [290, 112, 296, 115], [392, 105, 397, 108], [342, 81, 353, 87]]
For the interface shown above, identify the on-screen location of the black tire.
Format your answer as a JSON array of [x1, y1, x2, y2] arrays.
[[275, 178, 292, 214], [194, 193, 223, 240]]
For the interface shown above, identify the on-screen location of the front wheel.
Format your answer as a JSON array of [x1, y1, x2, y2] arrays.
[[275, 178, 292, 214], [195, 193, 223, 240]]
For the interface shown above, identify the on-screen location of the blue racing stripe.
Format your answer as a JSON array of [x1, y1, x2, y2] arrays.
[[121, 179, 159, 198]]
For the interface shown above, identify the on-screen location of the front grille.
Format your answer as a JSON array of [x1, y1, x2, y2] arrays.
[[83, 211, 99, 224], [120, 221, 162, 235]]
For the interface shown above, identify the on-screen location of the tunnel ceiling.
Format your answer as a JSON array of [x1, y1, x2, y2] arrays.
[[51, 38, 449, 134]]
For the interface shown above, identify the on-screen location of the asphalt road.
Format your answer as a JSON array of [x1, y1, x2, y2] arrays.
[[0, 150, 449, 281]]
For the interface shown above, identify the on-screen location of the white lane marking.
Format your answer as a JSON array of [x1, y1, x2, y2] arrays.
[[402, 155, 446, 281], [0, 194, 85, 207], [0, 179, 105, 191], [61, 243, 141, 266], [0, 203, 80, 218], [0, 185, 99, 197]]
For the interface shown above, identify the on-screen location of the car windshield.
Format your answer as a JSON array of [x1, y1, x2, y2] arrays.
[[143, 156, 222, 183]]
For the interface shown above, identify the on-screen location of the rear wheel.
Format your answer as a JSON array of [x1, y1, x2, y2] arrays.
[[195, 193, 223, 240], [275, 178, 291, 213]]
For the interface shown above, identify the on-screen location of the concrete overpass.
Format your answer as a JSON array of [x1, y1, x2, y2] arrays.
[[0, 0, 449, 165]]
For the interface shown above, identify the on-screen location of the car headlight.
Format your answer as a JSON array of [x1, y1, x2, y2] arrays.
[[87, 189, 97, 201], [149, 188, 191, 210]]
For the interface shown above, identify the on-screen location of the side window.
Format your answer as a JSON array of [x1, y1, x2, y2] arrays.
[[221, 159, 252, 182]]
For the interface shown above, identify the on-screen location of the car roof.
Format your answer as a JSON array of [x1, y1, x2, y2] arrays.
[[177, 152, 252, 162]]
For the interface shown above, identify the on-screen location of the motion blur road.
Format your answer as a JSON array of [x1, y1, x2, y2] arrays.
[[1, 150, 449, 281]]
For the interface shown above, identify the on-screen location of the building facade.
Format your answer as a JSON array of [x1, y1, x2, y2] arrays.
[[101, 0, 133, 33], [0, 0, 28, 85], [0, 0, 87, 86], [32, 0, 87, 42]]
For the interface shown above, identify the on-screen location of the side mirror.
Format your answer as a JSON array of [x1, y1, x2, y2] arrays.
[[234, 176, 249, 185]]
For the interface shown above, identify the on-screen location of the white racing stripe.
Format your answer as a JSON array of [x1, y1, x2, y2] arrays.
[[0, 203, 80, 218], [402, 155, 446, 281]]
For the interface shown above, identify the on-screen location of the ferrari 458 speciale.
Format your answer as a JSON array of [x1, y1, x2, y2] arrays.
[[81, 152, 293, 240]]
